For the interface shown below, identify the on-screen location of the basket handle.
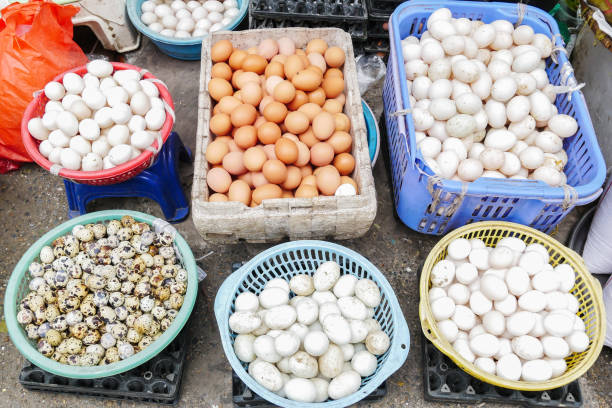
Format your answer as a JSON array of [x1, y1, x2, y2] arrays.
[[419, 300, 438, 345]]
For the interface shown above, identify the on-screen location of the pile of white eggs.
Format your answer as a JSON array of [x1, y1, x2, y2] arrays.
[[140, 0, 240, 38], [429, 236, 590, 382], [27, 60, 167, 172], [403, 8, 579, 186]]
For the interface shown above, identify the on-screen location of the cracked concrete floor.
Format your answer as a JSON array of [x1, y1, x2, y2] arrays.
[[0, 37, 610, 408]]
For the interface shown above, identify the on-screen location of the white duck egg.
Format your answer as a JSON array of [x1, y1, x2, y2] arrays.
[[141, 11, 158, 25], [39, 140, 54, 157], [431, 296, 455, 321], [82, 88, 106, 110], [451, 60, 479, 83], [479, 148, 505, 170], [107, 125, 130, 146], [412, 77, 432, 100], [484, 99, 507, 129], [485, 129, 516, 152], [429, 287, 447, 302], [455, 263, 478, 285], [535, 131, 563, 153], [430, 99, 457, 121], [131, 130, 155, 150], [448, 283, 470, 305], [436, 150, 460, 178], [566, 331, 589, 353], [108, 144, 132, 165], [443, 137, 467, 160], [470, 333, 500, 358], [452, 305, 477, 331], [81, 152, 103, 171], [507, 311, 536, 337], [438, 319, 459, 342], [457, 158, 483, 181], [469, 291, 492, 316], [60, 148, 82, 170], [405, 59, 428, 80], [532, 33, 553, 58], [428, 59, 452, 82], [500, 152, 521, 176], [531, 166, 562, 186], [519, 146, 544, 170], [548, 114, 578, 138], [472, 24, 495, 48], [521, 359, 552, 382], [519, 290, 547, 313], [69, 135, 91, 156], [447, 238, 471, 261], [56, 111, 79, 137], [428, 79, 452, 99], [494, 294, 517, 316], [508, 115, 536, 140], [431, 259, 455, 287]]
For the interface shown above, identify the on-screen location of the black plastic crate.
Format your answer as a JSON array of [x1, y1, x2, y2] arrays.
[[422, 334, 583, 407], [250, 0, 368, 21], [232, 370, 387, 406], [367, 15, 390, 39], [366, 0, 402, 19], [249, 15, 368, 40], [19, 327, 188, 405]]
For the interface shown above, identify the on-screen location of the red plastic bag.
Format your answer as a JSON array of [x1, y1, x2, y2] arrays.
[[0, 0, 88, 163]]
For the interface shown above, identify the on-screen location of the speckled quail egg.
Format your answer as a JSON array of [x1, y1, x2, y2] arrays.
[[93, 290, 109, 307], [29, 262, 44, 277], [125, 311, 142, 328], [86, 344, 105, 358], [64, 337, 83, 354], [99, 306, 117, 324], [134, 281, 152, 297], [51, 315, 68, 331], [67, 281, 88, 299], [66, 310, 83, 326], [105, 277, 121, 292], [116, 228, 133, 242], [124, 296, 140, 313], [139, 336, 154, 349], [106, 220, 122, 235], [17, 309, 34, 325], [140, 231, 155, 246], [111, 323, 128, 340], [151, 306, 166, 321], [59, 295, 81, 313], [153, 255, 165, 267], [51, 351, 64, 362], [44, 305, 60, 322], [26, 324, 40, 339], [85, 315, 104, 329], [121, 281, 135, 295], [170, 282, 187, 295], [66, 354, 81, 366], [116, 342, 134, 360], [29, 277, 46, 292], [40, 246, 55, 264], [159, 247, 175, 259], [114, 306, 129, 321], [81, 352, 100, 366], [76, 227, 94, 242], [85, 274, 106, 290], [103, 347, 120, 364], [168, 293, 184, 310], [134, 313, 154, 334], [45, 329, 63, 346], [80, 300, 97, 316], [140, 253, 154, 268], [100, 332, 116, 349], [127, 328, 142, 344], [140, 295, 155, 313], [154, 286, 171, 301], [175, 268, 187, 282], [37, 339, 54, 357], [33, 309, 47, 325], [108, 292, 124, 308], [83, 330, 101, 345], [106, 235, 119, 248], [166, 309, 178, 321], [70, 322, 88, 339], [53, 245, 66, 258]]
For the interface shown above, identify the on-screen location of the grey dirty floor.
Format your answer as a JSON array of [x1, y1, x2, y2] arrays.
[[0, 37, 611, 408]]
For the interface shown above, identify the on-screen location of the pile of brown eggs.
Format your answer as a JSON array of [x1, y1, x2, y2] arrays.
[[205, 37, 360, 206]]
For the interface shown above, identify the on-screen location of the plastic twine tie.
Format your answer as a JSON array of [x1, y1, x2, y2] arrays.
[[49, 164, 62, 176], [561, 184, 578, 210], [552, 62, 585, 101], [550, 33, 568, 65], [446, 182, 469, 217], [515, 1, 527, 27], [390, 108, 412, 117]]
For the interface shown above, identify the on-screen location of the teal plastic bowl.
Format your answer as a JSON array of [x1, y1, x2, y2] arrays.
[[4, 210, 198, 379], [126, 0, 248, 60], [362, 100, 380, 166]]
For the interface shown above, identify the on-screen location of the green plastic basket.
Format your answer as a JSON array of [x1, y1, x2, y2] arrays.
[[3, 210, 198, 379]]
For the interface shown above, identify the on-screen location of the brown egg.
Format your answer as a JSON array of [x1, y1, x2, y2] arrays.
[[231, 104, 257, 127], [227, 139, 243, 152], [328, 130, 352, 154], [262, 159, 287, 184], [333, 152, 355, 176], [212, 62, 233, 81], [247, 46, 258, 54], [238, 172, 254, 187], [333, 113, 351, 132], [306, 39, 328, 55], [211, 40, 233, 62], [263, 144, 276, 160], [298, 54, 310, 69], [264, 75, 284, 96], [281, 166, 302, 190], [209, 193, 229, 202], [322, 77, 345, 98], [334, 93, 346, 106], [299, 128, 319, 148], [281, 190, 294, 198], [263, 101, 288, 123], [324, 47, 346, 68], [273, 80, 296, 104], [254, 116, 267, 128], [284, 55, 305, 80], [312, 111, 336, 141], [252, 184, 282, 204], [301, 174, 317, 186], [208, 78, 233, 102], [322, 99, 343, 114], [340, 176, 358, 193], [210, 113, 232, 136], [316, 165, 341, 196], [308, 88, 326, 106], [265, 61, 285, 78], [207, 167, 232, 193], [284, 111, 310, 135], [240, 82, 263, 107], [217, 96, 241, 115], [213, 105, 222, 116], [234, 126, 257, 149], [259, 95, 274, 115], [215, 136, 232, 145], [310, 142, 335, 166], [295, 184, 318, 198], [242, 54, 267, 74], [205, 140, 229, 164], [233, 90, 243, 102], [306, 65, 323, 77], [279, 123, 288, 133], [229, 49, 248, 70], [271, 54, 288, 64], [258, 122, 281, 144], [287, 91, 308, 111], [298, 103, 323, 122], [243, 146, 267, 171], [300, 164, 313, 177], [325, 68, 344, 79], [252, 171, 269, 188], [295, 141, 310, 166], [236, 71, 260, 89], [258, 38, 279, 60], [231, 69, 244, 89], [222, 151, 247, 175], [228, 180, 252, 205], [282, 133, 298, 142], [292, 70, 322, 92], [275, 138, 298, 164], [307, 53, 327, 73]]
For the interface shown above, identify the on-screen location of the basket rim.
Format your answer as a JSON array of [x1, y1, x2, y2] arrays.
[[418, 220, 606, 391], [21, 62, 175, 182], [3, 210, 198, 379], [388, 0, 606, 201], [214, 240, 410, 407], [125, 0, 248, 46]]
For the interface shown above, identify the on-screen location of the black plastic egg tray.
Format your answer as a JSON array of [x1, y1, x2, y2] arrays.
[[232, 370, 387, 407], [19, 327, 188, 405], [249, 16, 368, 40], [422, 335, 583, 407], [365, 0, 402, 19], [250, 0, 368, 21]]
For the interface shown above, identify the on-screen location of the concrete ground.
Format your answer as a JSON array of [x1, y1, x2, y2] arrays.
[[0, 37, 610, 408]]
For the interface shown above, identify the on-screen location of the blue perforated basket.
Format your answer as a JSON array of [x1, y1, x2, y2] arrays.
[[383, 0, 605, 235], [214, 241, 410, 407]]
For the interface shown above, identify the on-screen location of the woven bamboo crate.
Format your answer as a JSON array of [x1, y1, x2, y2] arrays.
[[192, 28, 377, 243]]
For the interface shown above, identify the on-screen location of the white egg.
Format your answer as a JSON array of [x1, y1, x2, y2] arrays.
[[131, 130, 156, 149], [45, 100, 64, 112], [519, 290, 547, 313], [48, 147, 63, 164], [470, 333, 500, 358], [108, 144, 132, 165], [521, 359, 552, 381], [60, 147, 82, 170], [192, 28, 208, 37], [28, 118, 49, 141], [455, 263, 478, 285], [535, 131, 563, 153], [484, 99, 507, 128], [128, 115, 147, 133], [480, 274, 508, 301], [48, 129, 71, 148], [81, 152, 104, 171], [453, 338, 476, 363], [427, 8, 452, 29], [431, 296, 455, 321], [130, 146, 142, 159], [148, 22, 163, 33], [436, 150, 459, 178], [487, 59, 511, 81], [44, 81, 65, 101], [107, 125, 130, 146], [479, 148, 504, 171], [208, 11, 223, 23], [141, 0, 156, 13], [494, 294, 517, 316], [69, 135, 91, 156], [546, 358, 567, 378], [469, 291, 492, 316], [111, 103, 133, 124], [154, 4, 173, 18], [452, 305, 477, 331], [531, 166, 562, 186], [452, 60, 479, 83], [429, 287, 447, 302], [482, 310, 505, 336], [555, 264, 575, 292], [548, 115, 578, 138], [566, 331, 589, 353], [532, 33, 553, 58], [508, 115, 536, 140], [41, 110, 60, 131], [62, 73, 84, 95], [82, 88, 106, 110], [105, 86, 129, 108], [484, 129, 516, 152], [438, 319, 459, 342], [145, 108, 166, 130], [457, 158, 483, 181], [448, 283, 470, 305], [429, 19, 457, 41], [532, 270, 560, 293], [429, 99, 457, 121], [171, 0, 186, 11], [94, 107, 114, 129], [177, 17, 195, 32], [404, 59, 428, 80], [141, 11, 158, 25], [512, 50, 541, 73], [162, 14, 178, 29], [82, 73, 100, 89], [519, 146, 544, 169], [103, 155, 115, 169], [507, 311, 536, 336], [69, 100, 92, 121], [61, 94, 81, 112], [187, 0, 201, 10], [92, 137, 111, 157], [529, 91, 554, 122], [499, 152, 521, 176], [428, 79, 453, 100], [39, 140, 54, 157], [56, 111, 79, 137], [140, 80, 160, 98], [447, 238, 471, 261], [87, 60, 114, 78], [431, 259, 456, 287], [160, 28, 176, 37]]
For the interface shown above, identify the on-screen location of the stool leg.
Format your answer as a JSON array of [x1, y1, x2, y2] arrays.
[[135, 170, 189, 222], [64, 180, 88, 219]]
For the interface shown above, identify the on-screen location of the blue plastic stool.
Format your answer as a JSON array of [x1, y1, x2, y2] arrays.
[[63, 132, 191, 223]]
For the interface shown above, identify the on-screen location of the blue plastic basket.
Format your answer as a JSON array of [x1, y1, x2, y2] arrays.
[[383, 0, 605, 235], [126, 0, 248, 60], [214, 241, 410, 407]]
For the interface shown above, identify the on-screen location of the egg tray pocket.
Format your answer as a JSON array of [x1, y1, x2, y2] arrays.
[[248, 15, 367, 40], [422, 334, 583, 407], [250, 0, 368, 21], [18, 325, 188, 405]]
